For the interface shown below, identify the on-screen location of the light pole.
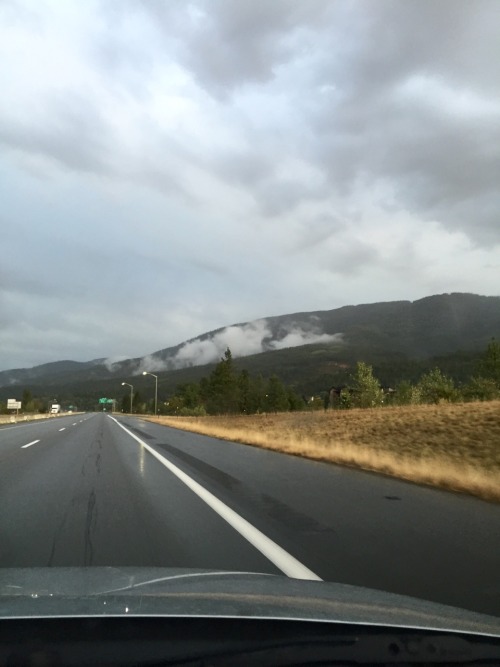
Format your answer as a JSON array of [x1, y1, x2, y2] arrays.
[[142, 371, 158, 416], [121, 382, 134, 414]]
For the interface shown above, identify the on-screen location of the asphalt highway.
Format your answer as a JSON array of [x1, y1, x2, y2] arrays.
[[0, 412, 499, 616]]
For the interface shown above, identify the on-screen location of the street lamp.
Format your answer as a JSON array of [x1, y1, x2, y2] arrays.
[[121, 382, 134, 414], [142, 371, 158, 416]]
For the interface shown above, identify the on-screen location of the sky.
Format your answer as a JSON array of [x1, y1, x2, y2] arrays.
[[1, 0, 499, 371]]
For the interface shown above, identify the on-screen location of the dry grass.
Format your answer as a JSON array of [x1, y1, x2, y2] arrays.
[[0, 413, 64, 425], [144, 401, 500, 502]]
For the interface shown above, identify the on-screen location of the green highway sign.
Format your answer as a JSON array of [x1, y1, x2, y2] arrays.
[[99, 398, 114, 404]]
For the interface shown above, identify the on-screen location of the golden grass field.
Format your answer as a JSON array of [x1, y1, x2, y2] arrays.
[[145, 401, 500, 502]]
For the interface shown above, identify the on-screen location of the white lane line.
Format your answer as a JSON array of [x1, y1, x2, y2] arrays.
[[109, 416, 321, 582], [72, 423, 77, 426], [59, 428, 66, 431], [21, 440, 40, 449]]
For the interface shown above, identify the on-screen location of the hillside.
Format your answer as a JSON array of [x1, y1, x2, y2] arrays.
[[0, 293, 499, 407]]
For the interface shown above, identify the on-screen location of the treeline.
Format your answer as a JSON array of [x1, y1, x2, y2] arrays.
[[0, 389, 48, 415], [4, 340, 499, 417], [158, 339, 500, 416], [158, 349, 305, 416], [327, 338, 500, 409]]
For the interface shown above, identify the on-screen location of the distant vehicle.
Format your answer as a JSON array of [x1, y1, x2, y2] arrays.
[[50, 404, 61, 414]]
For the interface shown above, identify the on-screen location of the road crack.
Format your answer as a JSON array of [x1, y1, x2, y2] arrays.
[[84, 490, 97, 566]]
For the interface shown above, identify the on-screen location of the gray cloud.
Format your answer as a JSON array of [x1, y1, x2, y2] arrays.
[[300, 1, 500, 243], [148, 0, 333, 97], [0, 88, 112, 174], [0, 0, 498, 371]]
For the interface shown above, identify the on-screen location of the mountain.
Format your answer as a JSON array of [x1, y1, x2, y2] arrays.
[[1, 293, 499, 404], [0, 359, 102, 387]]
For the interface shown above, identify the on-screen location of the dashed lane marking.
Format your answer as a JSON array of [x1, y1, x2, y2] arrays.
[[21, 440, 40, 449]]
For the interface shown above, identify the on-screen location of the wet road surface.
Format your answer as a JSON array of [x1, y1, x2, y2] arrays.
[[1, 412, 499, 616]]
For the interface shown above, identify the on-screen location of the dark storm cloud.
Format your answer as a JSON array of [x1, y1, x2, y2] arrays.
[[147, 0, 333, 97], [309, 91, 500, 243], [298, 0, 500, 243], [5, 0, 497, 243], [150, 0, 499, 244], [344, 1, 499, 92]]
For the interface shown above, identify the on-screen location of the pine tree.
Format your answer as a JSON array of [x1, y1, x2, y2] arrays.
[[265, 375, 289, 412], [238, 369, 251, 413], [206, 348, 240, 414], [478, 338, 500, 385]]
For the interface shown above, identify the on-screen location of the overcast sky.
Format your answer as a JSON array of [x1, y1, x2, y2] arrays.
[[1, 0, 499, 371]]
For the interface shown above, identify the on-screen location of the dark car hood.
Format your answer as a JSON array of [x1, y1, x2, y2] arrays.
[[0, 568, 498, 637]]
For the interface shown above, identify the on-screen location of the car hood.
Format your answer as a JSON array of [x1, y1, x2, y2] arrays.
[[0, 567, 498, 637]]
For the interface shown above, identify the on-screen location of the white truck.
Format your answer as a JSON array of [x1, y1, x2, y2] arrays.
[[50, 404, 61, 414]]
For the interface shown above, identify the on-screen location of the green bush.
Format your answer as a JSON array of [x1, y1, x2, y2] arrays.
[[417, 368, 459, 404]]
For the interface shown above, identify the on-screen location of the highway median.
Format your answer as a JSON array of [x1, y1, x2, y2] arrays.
[[0, 413, 76, 425]]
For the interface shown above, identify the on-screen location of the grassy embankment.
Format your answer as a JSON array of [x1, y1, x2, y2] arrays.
[[144, 401, 500, 502]]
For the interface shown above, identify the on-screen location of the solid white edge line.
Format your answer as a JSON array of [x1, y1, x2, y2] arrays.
[[21, 440, 40, 449], [108, 416, 322, 582]]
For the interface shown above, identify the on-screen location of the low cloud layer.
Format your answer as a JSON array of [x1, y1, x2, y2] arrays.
[[132, 320, 342, 374]]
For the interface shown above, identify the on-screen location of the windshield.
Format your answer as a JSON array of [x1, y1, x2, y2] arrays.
[[0, 0, 499, 626]]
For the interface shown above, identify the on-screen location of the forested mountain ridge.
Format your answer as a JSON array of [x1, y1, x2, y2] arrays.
[[0, 293, 499, 404]]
